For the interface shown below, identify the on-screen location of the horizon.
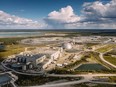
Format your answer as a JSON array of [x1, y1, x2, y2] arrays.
[[0, 29, 116, 31]]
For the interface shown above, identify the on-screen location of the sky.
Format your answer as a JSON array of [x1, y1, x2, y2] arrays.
[[0, 0, 115, 29]]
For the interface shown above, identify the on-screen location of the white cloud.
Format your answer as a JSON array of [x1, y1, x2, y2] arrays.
[[44, 6, 80, 28], [79, 0, 116, 29], [82, 0, 116, 22], [45, 0, 116, 29], [0, 0, 116, 29], [0, 10, 45, 29]]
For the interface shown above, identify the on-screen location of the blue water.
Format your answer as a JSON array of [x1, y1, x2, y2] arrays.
[[0, 32, 43, 38]]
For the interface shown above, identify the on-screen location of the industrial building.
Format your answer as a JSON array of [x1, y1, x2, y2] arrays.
[[16, 54, 46, 67], [5, 47, 64, 72]]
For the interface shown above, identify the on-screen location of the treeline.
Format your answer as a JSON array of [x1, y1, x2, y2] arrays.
[[0, 38, 24, 45], [48, 68, 116, 74], [15, 74, 74, 86]]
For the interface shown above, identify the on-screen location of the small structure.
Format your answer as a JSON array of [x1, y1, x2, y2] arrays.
[[62, 43, 72, 50]]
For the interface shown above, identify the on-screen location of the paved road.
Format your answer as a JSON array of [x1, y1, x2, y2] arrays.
[[95, 48, 116, 69], [27, 73, 116, 87], [99, 53, 116, 68], [47, 73, 116, 77], [92, 47, 116, 69]]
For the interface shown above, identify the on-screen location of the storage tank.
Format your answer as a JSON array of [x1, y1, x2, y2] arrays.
[[22, 58, 26, 63], [18, 57, 22, 62], [22, 65, 26, 71], [15, 57, 19, 62], [29, 64, 33, 69]]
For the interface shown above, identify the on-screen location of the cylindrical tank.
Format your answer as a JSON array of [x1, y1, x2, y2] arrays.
[[22, 58, 26, 63], [22, 65, 26, 71], [18, 58, 22, 62], [29, 64, 33, 69]]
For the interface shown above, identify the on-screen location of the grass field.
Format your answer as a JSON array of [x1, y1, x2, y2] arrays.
[[0, 38, 25, 45], [109, 77, 116, 82], [104, 55, 116, 66], [0, 37, 41, 59], [96, 44, 116, 53], [0, 44, 47, 61], [0, 45, 25, 58]]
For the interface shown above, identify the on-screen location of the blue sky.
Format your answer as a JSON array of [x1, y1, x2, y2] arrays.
[[0, 0, 115, 29], [0, 0, 89, 19]]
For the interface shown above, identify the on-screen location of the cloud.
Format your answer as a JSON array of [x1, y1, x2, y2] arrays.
[[44, 6, 80, 28], [0, 10, 45, 29], [0, 0, 116, 29], [82, 0, 116, 22], [80, 0, 116, 29], [45, 0, 116, 29]]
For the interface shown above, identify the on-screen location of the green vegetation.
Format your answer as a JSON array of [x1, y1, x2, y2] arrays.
[[48, 51, 116, 74], [104, 50, 116, 66], [27, 47, 36, 51], [0, 38, 24, 45], [104, 55, 116, 66], [0, 45, 25, 58], [73, 83, 116, 87], [96, 44, 116, 53], [49, 52, 116, 74], [90, 52, 115, 70], [109, 77, 116, 82], [107, 50, 116, 55], [49, 68, 77, 74], [0, 37, 41, 61], [16, 74, 81, 86], [64, 52, 107, 71], [49, 67, 116, 74], [0, 44, 41, 60], [86, 43, 99, 47], [16, 75, 62, 86], [0, 37, 25, 61]]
